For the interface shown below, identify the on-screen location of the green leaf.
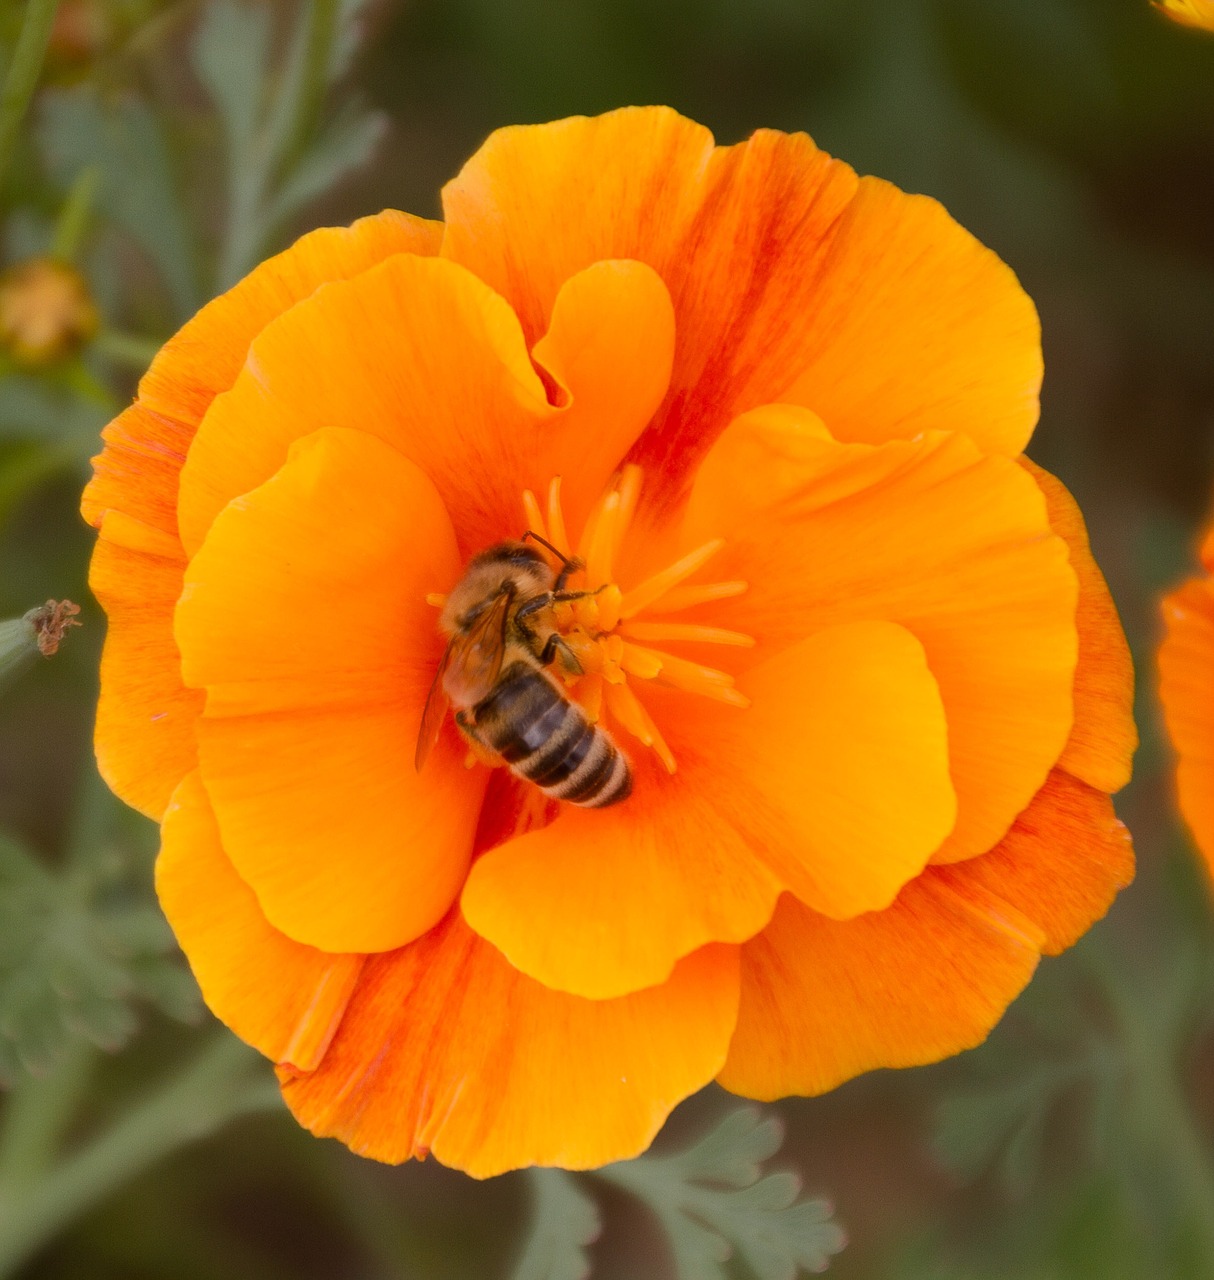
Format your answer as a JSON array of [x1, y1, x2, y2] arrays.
[[262, 103, 385, 229], [0, 835, 200, 1085], [38, 88, 199, 320], [512, 1169, 600, 1280], [189, 0, 271, 173], [601, 1108, 846, 1280]]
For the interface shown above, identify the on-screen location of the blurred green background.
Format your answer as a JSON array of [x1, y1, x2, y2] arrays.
[[2, 0, 1214, 1276]]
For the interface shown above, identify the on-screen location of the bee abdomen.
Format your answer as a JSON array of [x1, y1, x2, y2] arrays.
[[475, 664, 631, 808]]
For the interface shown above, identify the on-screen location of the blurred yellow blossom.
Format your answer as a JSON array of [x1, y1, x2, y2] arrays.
[[1155, 0, 1214, 30], [0, 257, 98, 367]]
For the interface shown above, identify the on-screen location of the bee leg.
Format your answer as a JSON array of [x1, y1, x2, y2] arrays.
[[539, 632, 584, 676], [553, 556, 584, 592]]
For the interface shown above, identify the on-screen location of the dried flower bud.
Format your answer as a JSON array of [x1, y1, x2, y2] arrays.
[[26, 599, 82, 656], [0, 258, 98, 367], [47, 0, 111, 68]]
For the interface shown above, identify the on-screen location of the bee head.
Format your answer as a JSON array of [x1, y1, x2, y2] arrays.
[[439, 541, 555, 634]]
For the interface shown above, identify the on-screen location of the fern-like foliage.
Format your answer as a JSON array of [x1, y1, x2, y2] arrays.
[[510, 1108, 846, 1280], [0, 834, 199, 1085]]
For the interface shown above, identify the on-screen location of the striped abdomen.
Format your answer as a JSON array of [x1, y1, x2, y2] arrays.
[[470, 661, 631, 807]]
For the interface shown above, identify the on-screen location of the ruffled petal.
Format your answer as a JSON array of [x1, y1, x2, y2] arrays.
[[180, 427, 479, 953], [84, 211, 439, 816], [717, 874, 1043, 1100], [278, 914, 739, 1178], [1021, 460, 1136, 793], [157, 772, 363, 1070], [681, 405, 1078, 863], [957, 769, 1133, 956], [90, 511, 204, 819], [178, 255, 673, 560], [442, 106, 1040, 507], [461, 621, 954, 999], [83, 210, 441, 538], [1160, 577, 1214, 870]]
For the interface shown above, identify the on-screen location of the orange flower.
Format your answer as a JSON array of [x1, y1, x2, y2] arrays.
[[1160, 526, 1214, 868], [83, 108, 1136, 1178], [1154, 0, 1214, 30]]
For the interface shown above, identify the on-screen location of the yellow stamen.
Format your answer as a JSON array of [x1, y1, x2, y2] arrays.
[[619, 621, 755, 648], [642, 648, 750, 707], [546, 476, 570, 560], [596, 582, 623, 633], [605, 681, 677, 774], [521, 489, 547, 545], [426, 592, 447, 608], [578, 673, 604, 723], [581, 491, 619, 587], [619, 641, 664, 680], [619, 539, 725, 618], [645, 580, 748, 613], [513, 470, 750, 774]]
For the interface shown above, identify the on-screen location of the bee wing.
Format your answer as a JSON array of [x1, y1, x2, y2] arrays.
[[414, 589, 512, 772], [415, 648, 453, 772]]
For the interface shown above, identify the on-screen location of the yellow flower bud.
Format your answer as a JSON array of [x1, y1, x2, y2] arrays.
[[0, 258, 98, 368]]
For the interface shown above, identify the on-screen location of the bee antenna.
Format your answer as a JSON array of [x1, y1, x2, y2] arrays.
[[521, 529, 577, 571]]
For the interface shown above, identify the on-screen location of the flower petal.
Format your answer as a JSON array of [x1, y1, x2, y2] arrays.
[[461, 620, 955, 999], [956, 768, 1133, 956], [178, 255, 673, 560], [531, 259, 675, 535], [180, 427, 479, 953], [157, 771, 363, 1070], [1160, 577, 1214, 871], [681, 405, 1079, 862], [83, 211, 439, 817], [278, 913, 740, 1178], [442, 107, 1040, 507], [90, 511, 204, 819], [1023, 459, 1136, 794], [717, 874, 1043, 1100], [83, 210, 440, 538]]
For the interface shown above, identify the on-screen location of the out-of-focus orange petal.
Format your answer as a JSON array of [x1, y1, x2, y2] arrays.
[[157, 772, 363, 1070], [461, 621, 954, 999], [954, 769, 1133, 956], [180, 428, 479, 953], [278, 913, 739, 1178], [442, 107, 1040, 506], [717, 874, 1043, 1100], [83, 211, 440, 537], [90, 511, 204, 819], [1155, 0, 1214, 32], [1160, 577, 1214, 870], [178, 255, 673, 560], [681, 406, 1078, 863], [83, 212, 439, 816], [1023, 459, 1136, 793]]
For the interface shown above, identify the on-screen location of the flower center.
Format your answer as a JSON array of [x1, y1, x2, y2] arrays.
[[519, 467, 752, 773]]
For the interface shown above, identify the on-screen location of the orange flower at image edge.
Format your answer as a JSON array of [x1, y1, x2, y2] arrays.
[[1160, 528, 1214, 870], [83, 107, 1136, 1178]]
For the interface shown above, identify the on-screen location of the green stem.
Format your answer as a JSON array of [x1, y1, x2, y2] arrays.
[[93, 328, 161, 374], [0, 0, 62, 191], [276, 0, 339, 180], [0, 1039, 94, 1192], [0, 1033, 278, 1278], [49, 165, 99, 263]]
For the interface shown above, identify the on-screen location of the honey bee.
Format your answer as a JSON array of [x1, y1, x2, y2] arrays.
[[415, 537, 632, 807]]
